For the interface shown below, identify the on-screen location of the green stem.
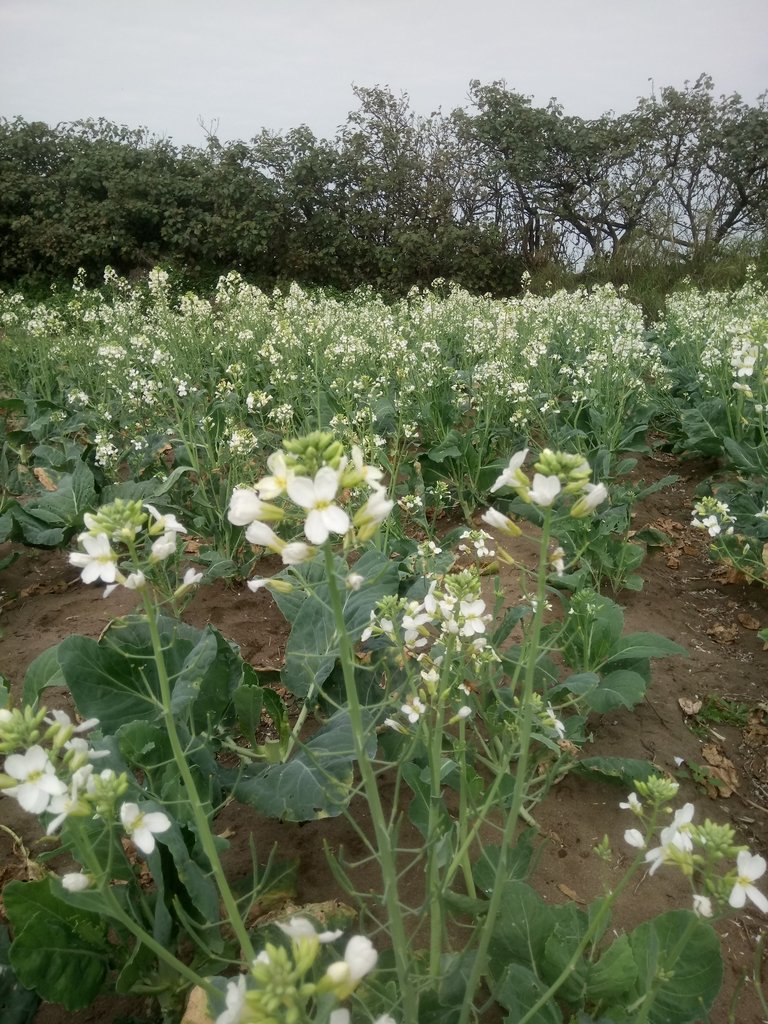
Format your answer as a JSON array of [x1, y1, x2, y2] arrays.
[[141, 592, 256, 962], [427, 695, 446, 980], [457, 510, 552, 1024], [456, 717, 476, 899], [323, 544, 418, 1024]]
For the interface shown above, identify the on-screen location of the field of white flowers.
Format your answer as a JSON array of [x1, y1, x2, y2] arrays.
[[1, 270, 767, 1024]]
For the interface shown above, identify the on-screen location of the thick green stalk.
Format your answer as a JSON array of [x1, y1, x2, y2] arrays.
[[427, 695, 447, 979], [141, 592, 256, 963], [457, 511, 552, 1024], [322, 544, 418, 1024]]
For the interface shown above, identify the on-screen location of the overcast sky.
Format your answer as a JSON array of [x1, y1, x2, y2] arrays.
[[2, 0, 767, 147]]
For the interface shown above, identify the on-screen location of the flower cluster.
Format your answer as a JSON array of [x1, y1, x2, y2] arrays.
[[228, 432, 393, 582], [488, 448, 608, 516], [0, 706, 170, 866], [619, 777, 767, 918], [214, 915, 383, 1024], [690, 496, 736, 538], [69, 499, 202, 598]]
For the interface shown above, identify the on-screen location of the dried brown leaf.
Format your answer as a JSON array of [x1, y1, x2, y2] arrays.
[[678, 697, 702, 716]]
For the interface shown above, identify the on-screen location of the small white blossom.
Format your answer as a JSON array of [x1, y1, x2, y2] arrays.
[[70, 534, 118, 585], [624, 829, 646, 849], [119, 802, 171, 855], [288, 467, 350, 544], [729, 851, 768, 912], [61, 872, 93, 893], [490, 449, 528, 492], [216, 974, 246, 1024], [150, 532, 177, 561], [693, 894, 713, 918], [528, 473, 561, 507], [4, 745, 67, 814]]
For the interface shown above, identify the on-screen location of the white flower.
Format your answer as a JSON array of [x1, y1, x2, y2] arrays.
[[228, 487, 267, 526], [401, 697, 426, 723], [216, 974, 247, 1024], [255, 451, 294, 500], [456, 706, 472, 720], [459, 598, 487, 636], [124, 570, 147, 590], [247, 577, 268, 592], [342, 934, 378, 980], [119, 802, 171, 855], [325, 934, 378, 993], [346, 573, 364, 591], [481, 507, 510, 530], [544, 703, 565, 738], [288, 466, 350, 544], [69, 533, 118, 585], [245, 520, 282, 548], [624, 828, 646, 849], [330, 1012, 350, 1024], [353, 486, 394, 539], [729, 851, 768, 912], [277, 916, 343, 943], [144, 503, 186, 534], [281, 541, 314, 565], [693, 894, 713, 918], [46, 774, 87, 834], [45, 710, 99, 734], [150, 532, 177, 561], [349, 445, 384, 487], [61, 872, 93, 892], [490, 448, 529, 492], [528, 473, 561, 507], [571, 482, 608, 517], [645, 803, 695, 874], [619, 792, 642, 814], [4, 745, 67, 813], [181, 568, 203, 587]]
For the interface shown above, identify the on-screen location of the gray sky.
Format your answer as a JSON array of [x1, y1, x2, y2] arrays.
[[2, 0, 767, 146]]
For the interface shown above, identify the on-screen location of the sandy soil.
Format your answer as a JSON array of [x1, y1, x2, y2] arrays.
[[1, 455, 766, 1023]]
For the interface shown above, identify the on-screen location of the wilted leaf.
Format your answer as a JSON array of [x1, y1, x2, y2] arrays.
[[706, 623, 739, 644], [701, 744, 740, 797], [678, 697, 702, 716], [737, 613, 760, 631], [32, 467, 57, 491]]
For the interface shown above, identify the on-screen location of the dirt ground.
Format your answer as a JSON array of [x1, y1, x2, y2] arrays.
[[1, 454, 767, 1023]]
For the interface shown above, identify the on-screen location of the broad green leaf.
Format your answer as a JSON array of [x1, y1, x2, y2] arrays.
[[573, 757, 659, 787], [11, 506, 64, 547], [0, 924, 39, 1024], [234, 710, 374, 821], [151, 821, 219, 925], [543, 906, 590, 1003], [4, 879, 108, 1010], [59, 615, 242, 734], [625, 910, 722, 1024], [234, 683, 264, 746], [0, 511, 15, 543], [488, 881, 556, 981], [281, 549, 398, 698], [59, 633, 162, 731], [602, 632, 687, 666], [473, 830, 536, 894], [494, 963, 563, 1023], [22, 646, 65, 706], [586, 933, 637, 1003], [584, 669, 647, 712]]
